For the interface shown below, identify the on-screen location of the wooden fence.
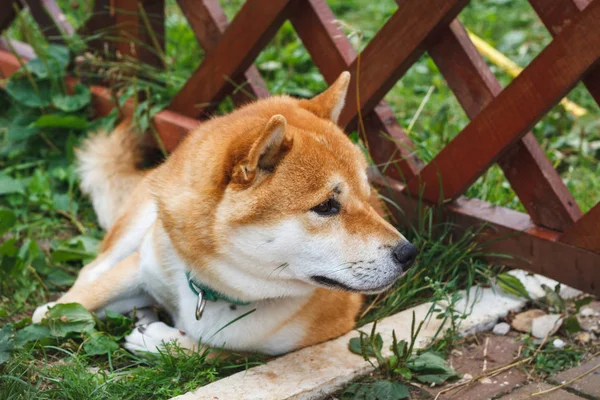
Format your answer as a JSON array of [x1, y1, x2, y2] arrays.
[[1, 0, 599, 295]]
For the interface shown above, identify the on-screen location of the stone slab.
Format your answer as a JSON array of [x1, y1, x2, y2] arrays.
[[548, 357, 600, 399], [497, 382, 583, 400]]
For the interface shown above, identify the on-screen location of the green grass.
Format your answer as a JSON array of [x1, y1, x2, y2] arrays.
[[1, 0, 599, 397]]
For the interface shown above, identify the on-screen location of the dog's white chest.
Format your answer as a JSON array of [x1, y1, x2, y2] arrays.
[[138, 225, 310, 355]]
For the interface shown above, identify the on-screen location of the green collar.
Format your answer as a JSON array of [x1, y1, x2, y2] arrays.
[[186, 271, 251, 306]]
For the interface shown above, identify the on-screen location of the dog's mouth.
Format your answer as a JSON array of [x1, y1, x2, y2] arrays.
[[310, 275, 397, 294]]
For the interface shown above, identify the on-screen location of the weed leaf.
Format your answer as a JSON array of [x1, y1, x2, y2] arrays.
[[25, 45, 70, 78], [496, 273, 531, 300], [43, 303, 95, 337], [15, 324, 52, 346], [0, 174, 24, 195], [563, 316, 581, 334], [83, 331, 119, 355], [6, 77, 53, 108], [52, 83, 91, 112], [0, 208, 17, 236], [0, 324, 15, 365], [341, 381, 410, 400], [34, 114, 88, 130]]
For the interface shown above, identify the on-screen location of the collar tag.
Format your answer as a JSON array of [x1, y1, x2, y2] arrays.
[[189, 279, 207, 320], [195, 289, 207, 320], [186, 271, 251, 320]]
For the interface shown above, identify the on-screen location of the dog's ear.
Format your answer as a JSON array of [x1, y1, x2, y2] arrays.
[[232, 115, 292, 183], [300, 71, 350, 124]]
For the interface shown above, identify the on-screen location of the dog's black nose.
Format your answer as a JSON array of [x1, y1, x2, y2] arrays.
[[392, 242, 418, 271]]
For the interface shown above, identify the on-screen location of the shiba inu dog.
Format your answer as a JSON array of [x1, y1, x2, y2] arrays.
[[32, 72, 417, 355]]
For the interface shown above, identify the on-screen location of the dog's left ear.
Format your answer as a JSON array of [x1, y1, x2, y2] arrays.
[[233, 115, 292, 183], [300, 71, 350, 124]]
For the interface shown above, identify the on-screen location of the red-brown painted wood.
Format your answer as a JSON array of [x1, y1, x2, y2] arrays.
[[0, 1, 18, 32], [338, 0, 469, 128], [176, 0, 269, 105], [407, 0, 600, 203], [530, 0, 600, 116], [559, 203, 600, 253], [428, 19, 581, 231], [0, 46, 21, 76], [290, 0, 421, 181], [169, 0, 296, 118], [78, 0, 116, 55], [90, 84, 198, 152], [375, 176, 600, 296], [23, 0, 74, 43]]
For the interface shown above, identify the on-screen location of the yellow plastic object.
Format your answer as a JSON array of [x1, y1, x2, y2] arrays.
[[467, 29, 588, 118]]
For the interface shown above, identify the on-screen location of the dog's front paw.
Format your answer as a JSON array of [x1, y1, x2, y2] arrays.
[[124, 322, 197, 354], [32, 302, 56, 324]]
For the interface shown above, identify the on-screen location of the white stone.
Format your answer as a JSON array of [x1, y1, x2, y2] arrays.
[[493, 322, 511, 336], [506, 270, 582, 299], [531, 314, 563, 339], [552, 338, 566, 349], [580, 307, 600, 318]]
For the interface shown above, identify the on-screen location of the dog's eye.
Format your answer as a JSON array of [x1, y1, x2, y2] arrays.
[[311, 198, 340, 216]]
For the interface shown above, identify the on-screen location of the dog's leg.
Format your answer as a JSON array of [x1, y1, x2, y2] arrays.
[[33, 253, 147, 322], [124, 322, 199, 354]]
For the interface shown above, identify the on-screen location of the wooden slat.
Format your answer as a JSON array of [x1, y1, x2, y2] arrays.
[[23, 0, 74, 43], [78, 0, 116, 56], [176, 0, 269, 104], [375, 176, 600, 296], [290, 0, 421, 181], [137, 0, 165, 68], [559, 203, 600, 252], [338, 0, 469, 128], [529, 0, 600, 115], [0, 0, 19, 32], [90, 84, 198, 152], [0, 45, 21, 76], [406, 0, 600, 203], [428, 20, 581, 231], [168, 0, 295, 118]]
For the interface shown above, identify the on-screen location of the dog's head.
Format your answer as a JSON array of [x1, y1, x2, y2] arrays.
[[204, 72, 417, 295], [159, 72, 416, 298]]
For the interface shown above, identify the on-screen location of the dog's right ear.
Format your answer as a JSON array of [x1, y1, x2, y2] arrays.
[[232, 115, 293, 184]]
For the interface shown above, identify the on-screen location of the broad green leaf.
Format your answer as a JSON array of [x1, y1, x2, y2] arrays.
[[43, 303, 95, 337], [5, 77, 53, 108], [341, 381, 410, 400], [409, 351, 456, 375], [52, 84, 91, 112], [496, 273, 531, 300], [24, 45, 70, 79], [52, 193, 70, 213], [415, 373, 457, 384], [83, 331, 119, 355], [0, 324, 14, 365], [46, 269, 76, 287], [34, 114, 88, 130], [67, 236, 101, 254], [563, 316, 581, 334], [574, 297, 594, 313], [0, 208, 16, 236], [8, 113, 40, 141], [394, 367, 412, 381], [349, 333, 381, 358], [0, 174, 24, 195], [15, 324, 52, 346], [103, 310, 134, 340]]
